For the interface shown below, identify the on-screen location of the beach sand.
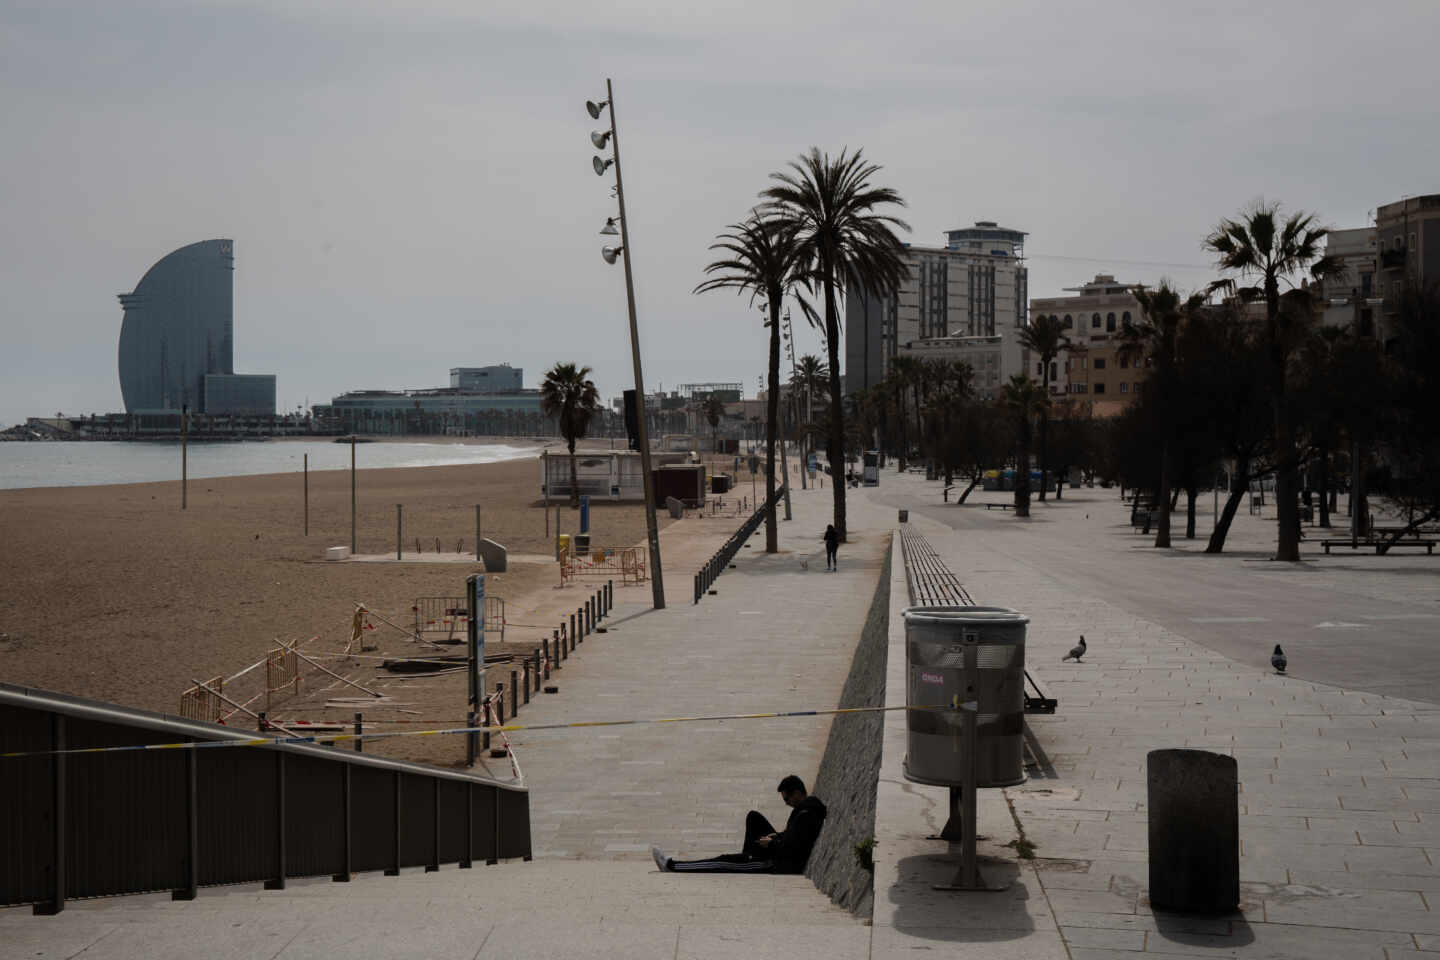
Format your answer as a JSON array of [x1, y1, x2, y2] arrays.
[[0, 445, 795, 769]]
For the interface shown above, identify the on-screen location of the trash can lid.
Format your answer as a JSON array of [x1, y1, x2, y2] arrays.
[[903, 605, 1029, 627]]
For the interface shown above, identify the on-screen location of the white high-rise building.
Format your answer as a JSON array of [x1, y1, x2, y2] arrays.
[[845, 221, 1028, 396]]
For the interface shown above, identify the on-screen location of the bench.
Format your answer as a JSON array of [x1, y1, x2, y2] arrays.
[[1321, 539, 1436, 555], [985, 503, 1012, 511]]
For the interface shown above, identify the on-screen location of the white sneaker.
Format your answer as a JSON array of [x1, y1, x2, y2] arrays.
[[651, 845, 670, 871]]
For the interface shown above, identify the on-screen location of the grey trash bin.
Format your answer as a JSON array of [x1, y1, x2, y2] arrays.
[[898, 509, 909, 523], [903, 606, 1028, 788]]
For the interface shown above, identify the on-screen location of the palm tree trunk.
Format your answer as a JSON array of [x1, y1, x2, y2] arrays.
[[822, 271, 847, 540], [1014, 421, 1031, 518], [1185, 483, 1197, 539], [764, 302, 781, 552], [1038, 367, 1050, 501], [1154, 441, 1172, 548], [1206, 461, 1249, 553], [1317, 449, 1330, 528], [567, 436, 580, 508], [1274, 406, 1300, 560]]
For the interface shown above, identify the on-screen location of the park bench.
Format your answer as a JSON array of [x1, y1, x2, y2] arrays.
[[1321, 538, 1436, 555], [985, 502, 1013, 511]]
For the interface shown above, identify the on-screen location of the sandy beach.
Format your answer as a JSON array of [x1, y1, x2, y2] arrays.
[[0, 449, 673, 718], [0, 441, 804, 768]]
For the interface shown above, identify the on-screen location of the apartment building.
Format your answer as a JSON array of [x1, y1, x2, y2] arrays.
[[1028, 274, 1147, 417], [845, 221, 1028, 396]]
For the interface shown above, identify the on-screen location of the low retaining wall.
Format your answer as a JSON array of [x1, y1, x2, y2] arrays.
[[805, 548, 890, 916]]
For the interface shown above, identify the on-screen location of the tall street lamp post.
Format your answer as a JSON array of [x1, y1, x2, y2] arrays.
[[590, 80, 664, 609]]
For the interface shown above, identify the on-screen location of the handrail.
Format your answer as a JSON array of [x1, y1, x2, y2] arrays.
[[0, 680, 530, 914], [692, 484, 787, 604]]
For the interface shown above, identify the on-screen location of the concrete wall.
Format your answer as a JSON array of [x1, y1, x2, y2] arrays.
[[805, 547, 891, 916]]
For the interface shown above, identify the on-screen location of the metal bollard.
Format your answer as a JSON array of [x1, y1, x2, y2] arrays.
[[354, 712, 363, 753], [560, 626, 568, 661], [496, 683, 505, 733], [482, 698, 490, 750], [545, 637, 554, 676], [569, 613, 576, 648], [510, 670, 519, 718], [576, 608, 584, 645], [521, 663, 529, 705], [607, 580, 613, 614]]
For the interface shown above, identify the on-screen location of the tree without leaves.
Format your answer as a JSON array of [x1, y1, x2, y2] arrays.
[[694, 213, 810, 552], [763, 147, 910, 540], [540, 362, 602, 508]]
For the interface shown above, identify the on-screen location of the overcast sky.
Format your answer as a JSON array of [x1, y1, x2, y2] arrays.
[[3, 0, 1437, 428]]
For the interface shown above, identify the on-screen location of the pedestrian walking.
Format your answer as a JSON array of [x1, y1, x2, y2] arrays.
[[823, 524, 839, 571]]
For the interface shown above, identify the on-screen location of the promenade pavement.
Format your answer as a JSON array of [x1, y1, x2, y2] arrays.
[[867, 470, 1440, 960], [0, 480, 892, 960]]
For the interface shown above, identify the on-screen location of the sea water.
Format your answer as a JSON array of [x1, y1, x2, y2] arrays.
[[0, 440, 536, 490]]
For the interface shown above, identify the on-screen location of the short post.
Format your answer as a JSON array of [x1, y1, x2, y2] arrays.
[[607, 580, 613, 614], [482, 695, 491, 751], [577, 607, 585, 644], [495, 682, 505, 734], [396, 504, 402, 560], [354, 713, 363, 753], [475, 504, 482, 560], [522, 660, 530, 704], [304, 454, 309, 536], [534, 650, 542, 690], [546, 636, 555, 675], [510, 670, 519, 718], [1148, 749, 1239, 913], [569, 613, 576, 648]]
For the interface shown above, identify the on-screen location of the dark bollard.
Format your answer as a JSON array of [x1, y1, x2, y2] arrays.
[[1148, 749, 1239, 913], [510, 670, 519, 718], [560, 626, 568, 661], [354, 712, 363, 753], [544, 635, 552, 671], [607, 580, 613, 613], [533, 649, 542, 690], [569, 613, 576, 648], [258, 711, 269, 732], [482, 698, 490, 751], [522, 659, 531, 703], [576, 608, 584, 644], [495, 683, 505, 732]]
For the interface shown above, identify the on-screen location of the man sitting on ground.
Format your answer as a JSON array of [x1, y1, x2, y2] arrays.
[[651, 775, 826, 874]]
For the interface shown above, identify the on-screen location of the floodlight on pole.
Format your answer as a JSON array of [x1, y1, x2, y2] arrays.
[[586, 78, 665, 609], [591, 130, 612, 149], [600, 217, 620, 236]]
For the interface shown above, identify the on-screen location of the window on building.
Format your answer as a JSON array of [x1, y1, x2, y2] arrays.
[[1094, 382, 1106, 394], [1049, 361, 1057, 381], [1134, 382, 1143, 394], [1080, 356, 1087, 369], [1063, 314, 1073, 328], [1073, 383, 1087, 394], [1119, 355, 1129, 369], [1120, 382, 1129, 394], [1106, 312, 1116, 332], [1094, 358, 1106, 370], [1092, 313, 1101, 329], [1036, 362, 1043, 376], [1122, 311, 1132, 327]]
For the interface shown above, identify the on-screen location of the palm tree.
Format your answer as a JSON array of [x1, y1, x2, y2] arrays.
[[1117, 283, 1204, 548], [540, 362, 601, 508], [1204, 201, 1339, 561], [1002, 374, 1046, 518], [695, 214, 808, 552], [763, 148, 910, 540], [792, 353, 828, 469], [888, 354, 923, 470], [703, 394, 724, 455], [1017, 314, 1072, 501]]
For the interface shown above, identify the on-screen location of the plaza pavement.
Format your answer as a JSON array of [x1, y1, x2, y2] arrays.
[[870, 469, 1440, 960]]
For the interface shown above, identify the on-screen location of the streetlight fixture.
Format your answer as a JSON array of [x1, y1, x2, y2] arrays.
[[588, 78, 665, 610], [599, 217, 620, 236]]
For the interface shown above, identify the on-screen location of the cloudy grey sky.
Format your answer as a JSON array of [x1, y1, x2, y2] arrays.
[[3, 0, 1437, 428]]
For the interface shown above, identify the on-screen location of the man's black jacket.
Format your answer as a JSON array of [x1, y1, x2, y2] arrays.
[[771, 795, 827, 874]]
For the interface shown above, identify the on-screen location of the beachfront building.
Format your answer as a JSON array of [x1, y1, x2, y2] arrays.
[[1029, 274, 1147, 418], [451, 365, 523, 392], [844, 221, 1029, 397], [117, 239, 276, 416]]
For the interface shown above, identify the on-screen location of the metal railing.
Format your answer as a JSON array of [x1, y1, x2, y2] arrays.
[[693, 484, 786, 604], [0, 681, 530, 914]]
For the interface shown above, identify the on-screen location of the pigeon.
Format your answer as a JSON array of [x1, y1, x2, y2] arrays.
[[1063, 635, 1087, 662], [1271, 644, 1287, 674]]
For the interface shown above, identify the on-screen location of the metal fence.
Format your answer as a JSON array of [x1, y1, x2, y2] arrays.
[[0, 681, 530, 914], [692, 484, 787, 604], [414, 596, 505, 642]]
